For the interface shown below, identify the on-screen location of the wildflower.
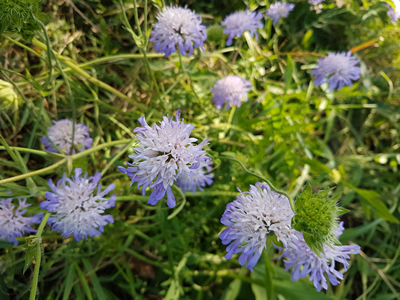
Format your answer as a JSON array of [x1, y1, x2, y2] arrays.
[[118, 110, 210, 208], [313, 51, 361, 91], [41, 168, 116, 241], [266, 2, 295, 26], [221, 10, 263, 46], [276, 222, 360, 291], [219, 183, 296, 271], [149, 6, 207, 57], [176, 159, 214, 193], [0, 198, 42, 246], [211, 75, 252, 109], [41, 119, 93, 154], [309, 0, 324, 4], [385, 0, 400, 23]]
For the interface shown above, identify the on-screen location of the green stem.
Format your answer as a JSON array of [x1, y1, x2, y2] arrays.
[[34, 17, 53, 90], [31, 39, 152, 114], [219, 156, 296, 212], [263, 250, 273, 300], [132, 0, 143, 37], [29, 212, 50, 300], [0, 146, 64, 158], [0, 139, 132, 185]]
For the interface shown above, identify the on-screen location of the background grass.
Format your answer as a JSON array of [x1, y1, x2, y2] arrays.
[[1, 0, 400, 299]]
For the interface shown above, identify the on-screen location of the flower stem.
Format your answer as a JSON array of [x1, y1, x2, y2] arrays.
[[0, 139, 132, 185], [29, 212, 50, 300], [263, 250, 273, 300], [219, 155, 296, 212]]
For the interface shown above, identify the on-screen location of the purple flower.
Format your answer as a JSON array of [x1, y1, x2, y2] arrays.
[[313, 51, 361, 91], [211, 75, 252, 109], [219, 183, 296, 271], [385, 1, 400, 23], [221, 10, 264, 46], [276, 222, 360, 291], [118, 110, 210, 208], [266, 2, 295, 25], [0, 198, 42, 245], [41, 119, 93, 154], [309, 0, 324, 4], [176, 159, 214, 193], [41, 168, 116, 241], [149, 6, 207, 57]]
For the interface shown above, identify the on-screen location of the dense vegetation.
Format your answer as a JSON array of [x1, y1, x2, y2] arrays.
[[1, 0, 400, 299]]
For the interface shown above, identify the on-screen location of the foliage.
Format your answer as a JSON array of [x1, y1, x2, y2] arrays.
[[0, 0, 400, 299]]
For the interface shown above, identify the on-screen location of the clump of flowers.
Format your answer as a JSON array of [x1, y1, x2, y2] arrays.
[[176, 159, 214, 193], [149, 6, 207, 57], [211, 75, 252, 109], [41, 119, 93, 154], [385, 0, 400, 23], [313, 51, 361, 91], [276, 222, 360, 291], [0, 79, 22, 112], [219, 183, 296, 271], [0, 198, 42, 245], [40, 168, 116, 241], [221, 10, 263, 46], [292, 183, 349, 255], [266, 2, 295, 26], [118, 110, 210, 208]]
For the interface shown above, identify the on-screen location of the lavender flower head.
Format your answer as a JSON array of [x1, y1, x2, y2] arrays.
[[0, 198, 42, 245], [221, 10, 264, 46], [276, 222, 360, 291], [219, 183, 296, 271], [385, 0, 400, 23], [41, 119, 93, 154], [211, 75, 252, 109], [266, 2, 295, 26], [41, 168, 116, 241], [118, 110, 210, 208], [149, 6, 207, 57], [176, 159, 214, 193], [309, 0, 324, 4], [313, 51, 361, 91]]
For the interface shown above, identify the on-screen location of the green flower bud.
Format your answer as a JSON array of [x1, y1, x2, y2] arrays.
[[292, 183, 349, 256], [207, 25, 225, 43], [0, 80, 21, 112]]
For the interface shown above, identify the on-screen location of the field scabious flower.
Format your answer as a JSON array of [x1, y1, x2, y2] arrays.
[[221, 10, 263, 46], [309, 0, 324, 4], [211, 75, 252, 109], [149, 6, 207, 57], [276, 222, 360, 291], [266, 2, 295, 25], [219, 183, 296, 271], [41, 168, 116, 241], [385, 0, 400, 23], [176, 159, 214, 193], [313, 52, 361, 91], [0, 198, 42, 246], [41, 119, 93, 154], [118, 110, 210, 208]]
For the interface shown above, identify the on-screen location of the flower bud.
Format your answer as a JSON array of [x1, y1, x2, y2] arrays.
[[0, 80, 21, 112], [206, 25, 225, 43], [292, 183, 349, 256]]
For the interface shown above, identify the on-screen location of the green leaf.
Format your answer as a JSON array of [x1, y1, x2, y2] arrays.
[[284, 55, 294, 91], [23, 237, 38, 274], [221, 279, 241, 300], [82, 259, 107, 300], [62, 264, 76, 300], [343, 181, 399, 223]]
